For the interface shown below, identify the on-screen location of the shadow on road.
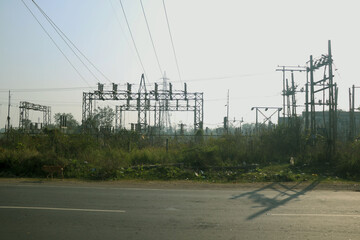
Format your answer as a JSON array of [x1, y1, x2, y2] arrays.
[[230, 181, 320, 220]]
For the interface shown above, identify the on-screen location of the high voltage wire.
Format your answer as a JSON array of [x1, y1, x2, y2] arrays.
[[0, 72, 276, 93], [0, 86, 94, 93], [33, 1, 99, 83], [140, 0, 163, 76], [20, 0, 92, 87], [108, 0, 136, 63], [180, 72, 275, 83], [32, 0, 112, 84], [118, 0, 150, 84], [109, 0, 153, 85], [162, 0, 182, 84]]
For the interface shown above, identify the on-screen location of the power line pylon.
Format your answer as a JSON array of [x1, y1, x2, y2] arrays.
[[160, 71, 171, 131], [137, 73, 148, 132]]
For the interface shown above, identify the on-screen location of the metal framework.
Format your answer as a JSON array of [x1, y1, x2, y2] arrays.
[[83, 74, 204, 132], [276, 66, 306, 123], [19, 101, 51, 129], [349, 85, 360, 140], [251, 107, 282, 133], [307, 40, 338, 153]]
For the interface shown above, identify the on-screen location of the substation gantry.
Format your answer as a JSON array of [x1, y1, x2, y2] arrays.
[[307, 40, 338, 153], [276, 66, 306, 122], [19, 101, 51, 130], [349, 85, 360, 140], [251, 106, 282, 133], [83, 74, 204, 133]]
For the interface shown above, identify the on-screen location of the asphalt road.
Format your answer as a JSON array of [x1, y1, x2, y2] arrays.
[[1, 180, 360, 239]]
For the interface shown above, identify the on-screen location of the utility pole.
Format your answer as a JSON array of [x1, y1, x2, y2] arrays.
[[353, 85, 355, 138], [7, 90, 11, 133], [349, 85, 360, 140], [291, 72, 297, 117], [226, 89, 229, 134], [286, 78, 291, 118], [309, 55, 315, 135], [305, 70, 309, 131], [349, 87, 353, 140], [328, 40, 336, 153]]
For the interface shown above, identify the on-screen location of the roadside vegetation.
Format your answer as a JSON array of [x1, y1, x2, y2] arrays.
[[1, 120, 360, 183]]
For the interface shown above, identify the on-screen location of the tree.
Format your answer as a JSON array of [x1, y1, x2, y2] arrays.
[[83, 106, 115, 132], [94, 106, 115, 129], [54, 113, 79, 130]]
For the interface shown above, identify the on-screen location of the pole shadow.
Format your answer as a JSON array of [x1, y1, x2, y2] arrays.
[[230, 181, 320, 220]]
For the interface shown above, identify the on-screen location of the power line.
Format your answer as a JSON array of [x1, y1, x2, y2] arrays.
[[162, 0, 182, 84], [31, 0, 111, 84], [20, 0, 91, 87], [118, 0, 150, 83], [180, 72, 276, 83], [140, 0, 163, 76], [0, 86, 94, 93], [108, 0, 135, 63]]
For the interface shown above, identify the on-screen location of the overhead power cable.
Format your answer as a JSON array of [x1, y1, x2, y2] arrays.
[[140, 0, 163, 76], [32, 0, 112, 84], [0, 86, 94, 93], [162, 0, 182, 84], [118, 0, 150, 83], [108, 0, 135, 57], [175, 72, 276, 83], [20, 0, 91, 87], [109, 0, 151, 85]]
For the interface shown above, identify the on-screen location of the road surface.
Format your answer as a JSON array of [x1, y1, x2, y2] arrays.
[[1, 179, 360, 239]]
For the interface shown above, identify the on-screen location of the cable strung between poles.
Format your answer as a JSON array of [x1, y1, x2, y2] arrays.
[[162, 0, 182, 84], [119, 0, 150, 83], [140, 0, 163, 76], [32, 0, 112, 84], [21, 0, 91, 87]]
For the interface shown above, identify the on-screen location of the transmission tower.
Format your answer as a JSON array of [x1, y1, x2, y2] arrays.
[[160, 71, 171, 131]]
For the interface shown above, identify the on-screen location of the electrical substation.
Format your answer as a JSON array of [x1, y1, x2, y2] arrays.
[[5, 40, 360, 145], [7, 0, 359, 144], [82, 74, 204, 133], [274, 40, 360, 155]]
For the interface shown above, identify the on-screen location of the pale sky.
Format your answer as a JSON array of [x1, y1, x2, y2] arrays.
[[1, 0, 359, 129]]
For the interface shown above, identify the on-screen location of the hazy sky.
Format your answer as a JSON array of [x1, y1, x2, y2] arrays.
[[1, 0, 359, 129]]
